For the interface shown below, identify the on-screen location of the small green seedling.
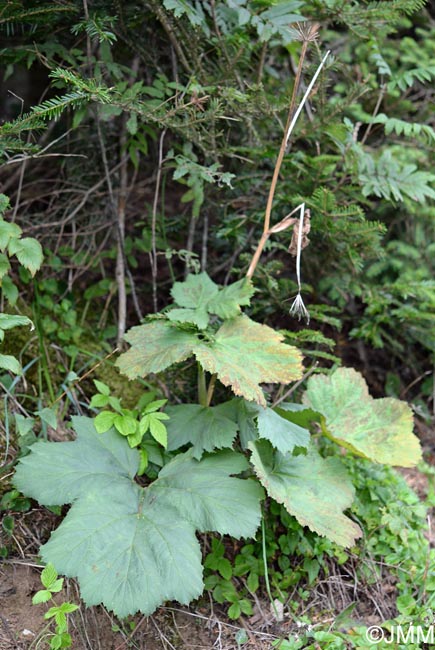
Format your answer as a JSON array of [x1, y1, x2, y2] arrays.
[[32, 564, 78, 649]]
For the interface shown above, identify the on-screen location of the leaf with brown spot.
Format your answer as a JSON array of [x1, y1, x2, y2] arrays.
[[303, 367, 422, 467], [116, 321, 199, 379], [193, 315, 303, 406], [249, 440, 362, 547]]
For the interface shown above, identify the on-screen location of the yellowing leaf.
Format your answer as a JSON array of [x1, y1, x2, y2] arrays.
[[302, 368, 422, 467], [249, 440, 362, 547], [193, 316, 303, 406], [116, 321, 199, 379]]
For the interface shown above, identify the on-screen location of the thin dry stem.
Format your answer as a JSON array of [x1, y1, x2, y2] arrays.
[[246, 44, 329, 280]]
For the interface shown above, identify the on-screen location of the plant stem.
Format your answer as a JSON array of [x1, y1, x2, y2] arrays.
[[206, 373, 217, 406], [261, 513, 280, 620], [246, 41, 308, 280], [246, 46, 330, 280], [150, 129, 166, 312], [198, 363, 207, 406]]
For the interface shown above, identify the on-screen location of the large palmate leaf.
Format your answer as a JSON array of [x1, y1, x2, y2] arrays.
[[302, 368, 421, 467], [168, 273, 255, 329], [166, 403, 238, 458], [217, 398, 260, 450], [115, 320, 198, 379], [194, 315, 303, 406], [14, 417, 263, 617], [256, 406, 310, 454], [153, 450, 263, 537], [41, 486, 203, 618], [249, 440, 362, 547], [14, 417, 137, 504]]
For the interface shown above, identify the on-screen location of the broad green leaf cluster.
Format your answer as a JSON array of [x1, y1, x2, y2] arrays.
[[15, 272, 422, 617]]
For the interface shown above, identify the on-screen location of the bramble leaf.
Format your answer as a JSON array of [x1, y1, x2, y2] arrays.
[[116, 321, 199, 379], [166, 403, 238, 458], [41, 562, 58, 588], [14, 417, 263, 616], [194, 316, 303, 406], [8, 237, 43, 276], [32, 590, 52, 605], [0, 253, 10, 279], [302, 368, 422, 467], [249, 440, 362, 547], [256, 406, 310, 454], [0, 219, 22, 250]]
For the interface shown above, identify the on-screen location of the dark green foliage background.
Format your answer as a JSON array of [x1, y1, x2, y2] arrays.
[[1, 0, 435, 642]]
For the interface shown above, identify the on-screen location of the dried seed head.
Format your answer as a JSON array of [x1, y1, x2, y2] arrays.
[[291, 22, 321, 43], [289, 293, 310, 324]]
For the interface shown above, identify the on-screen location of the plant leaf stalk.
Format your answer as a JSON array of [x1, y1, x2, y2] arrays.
[[246, 47, 330, 280]]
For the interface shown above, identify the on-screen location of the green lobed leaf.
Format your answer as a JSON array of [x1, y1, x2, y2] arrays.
[[94, 411, 117, 433], [41, 489, 204, 618], [0, 219, 22, 251], [171, 272, 218, 308], [0, 353, 22, 374], [32, 590, 52, 605], [116, 320, 199, 379], [207, 278, 255, 319], [166, 403, 238, 458], [41, 563, 58, 589], [152, 449, 264, 538], [302, 368, 422, 467], [277, 403, 321, 430], [216, 398, 260, 450], [14, 417, 138, 505], [2, 276, 19, 305], [167, 306, 209, 329], [256, 406, 310, 454], [193, 316, 303, 406], [0, 253, 10, 279], [0, 314, 33, 331], [249, 440, 362, 547], [167, 274, 255, 327], [15, 418, 263, 616], [8, 237, 43, 276]]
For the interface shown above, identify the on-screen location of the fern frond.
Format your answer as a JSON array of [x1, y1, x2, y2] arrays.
[[358, 149, 435, 203], [388, 65, 435, 91], [371, 113, 435, 145]]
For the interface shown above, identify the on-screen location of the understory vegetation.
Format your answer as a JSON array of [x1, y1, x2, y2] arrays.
[[1, 1, 435, 649]]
